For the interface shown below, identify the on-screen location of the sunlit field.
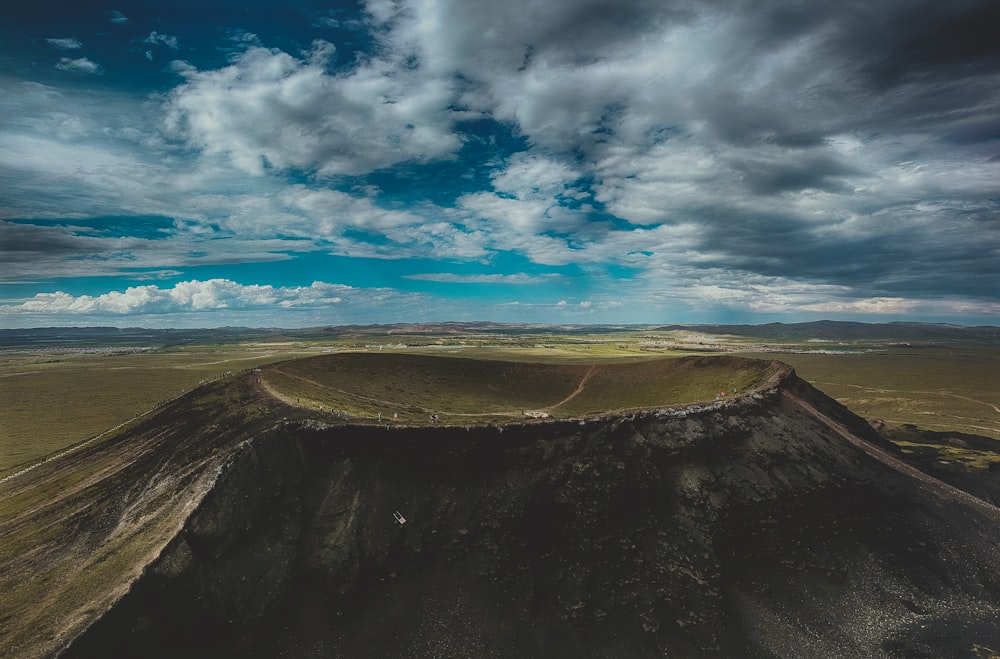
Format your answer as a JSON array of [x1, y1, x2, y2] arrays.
[[2, 334, 997, 475], [741, 348, 1000, 441], [0, 346, 315, 474]]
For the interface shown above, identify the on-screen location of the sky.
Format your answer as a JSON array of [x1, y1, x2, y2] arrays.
[[1, 0, 998, 329]]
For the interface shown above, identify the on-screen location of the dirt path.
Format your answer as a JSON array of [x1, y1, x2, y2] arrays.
[[817, 381, 1000, 415], [786, 391, 1000, 522], [931, 392, 1000, 415], [547, 365, 598, 411]]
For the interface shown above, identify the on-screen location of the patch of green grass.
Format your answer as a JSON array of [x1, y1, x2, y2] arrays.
[[892, 440, 1000, 470], [265, 353, 587, 422], [265, 353, 780, 423], [0, 346, 314, 473], [561, 357, 775, 415], [741, 348, 1000, 440]]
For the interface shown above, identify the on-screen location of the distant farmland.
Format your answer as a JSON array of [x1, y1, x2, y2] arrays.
[[2, 329, 997, 476]]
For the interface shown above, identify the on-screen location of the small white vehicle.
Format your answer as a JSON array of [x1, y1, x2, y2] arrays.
[[393, 510, 406, 525]]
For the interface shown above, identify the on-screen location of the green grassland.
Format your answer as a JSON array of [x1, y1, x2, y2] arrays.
[[2, 330, 997, 475], [0, 345, 315, 475], [262, 352, 780, 424], [745, 347, 1000, 441]]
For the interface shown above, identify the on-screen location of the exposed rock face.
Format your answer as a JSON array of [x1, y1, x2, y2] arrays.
[[54, 370, 1000, 658]]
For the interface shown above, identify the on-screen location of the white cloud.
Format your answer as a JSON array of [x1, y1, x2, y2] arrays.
[[144, 31, 179, 50], [794, 297, 920, 315], [46, 38, 82, 50], [3, 1, 998, 327], [0, 278, 448, 328], [278, 186, 423, 231], [456, 192, 555, 232], [55, 57, 102, 75], [751, 294, 1000, 318], [490, 152, 582, 201], [164, 41, 462, 176], [110, 9, 128, 24], [7, 279, 387, 315]]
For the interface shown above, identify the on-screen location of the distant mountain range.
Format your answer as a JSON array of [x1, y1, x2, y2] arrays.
[[1, 320, 997, 350], [651, 320, 1000, 342]]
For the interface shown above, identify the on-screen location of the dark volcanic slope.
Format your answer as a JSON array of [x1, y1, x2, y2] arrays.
[[2, 358, 1000, 658]]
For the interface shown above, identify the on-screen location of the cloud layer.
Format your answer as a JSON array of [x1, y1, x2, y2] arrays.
[[4, 279, 434, 326], [0, 0, 997, 326]]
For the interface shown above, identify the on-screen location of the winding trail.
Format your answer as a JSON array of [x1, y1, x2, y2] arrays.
[[547, 365, 598, 411], [265, 365, 609, 420], [786, 390, 1000, 522]]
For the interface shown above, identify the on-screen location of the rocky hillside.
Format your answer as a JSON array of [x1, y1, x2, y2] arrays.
[[2, 357, 999, 658]]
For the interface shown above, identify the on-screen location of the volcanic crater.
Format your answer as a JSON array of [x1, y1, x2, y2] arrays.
[[2, 354, 999, 658]]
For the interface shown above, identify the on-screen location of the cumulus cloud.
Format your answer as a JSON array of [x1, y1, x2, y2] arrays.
[[0, 278, 449, 328], [55, 57, 102, 74], [164, 40, 463, 176], [4, 279, 412, 316], [46, 38, 82, 50], [2, 0, 998, 325], [110, 9, 128, 24]]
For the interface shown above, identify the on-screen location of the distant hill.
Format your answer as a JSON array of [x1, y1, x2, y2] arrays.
[[650, 320, 1000, 343], [2, 320, 997, 350]]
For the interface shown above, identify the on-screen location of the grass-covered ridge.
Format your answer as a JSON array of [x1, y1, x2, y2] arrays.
[[263, 353, 780, 423]]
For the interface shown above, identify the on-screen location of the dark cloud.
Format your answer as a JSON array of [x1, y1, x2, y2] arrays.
[[851, 1, 1000, 86], [733, 153, 859, 195], [689, 199, 1000, 301], [0, 221, 115, 260], [0, 221, 156, 286]]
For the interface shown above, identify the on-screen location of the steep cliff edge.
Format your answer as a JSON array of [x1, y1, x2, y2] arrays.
[[3, 358, 999, 658]]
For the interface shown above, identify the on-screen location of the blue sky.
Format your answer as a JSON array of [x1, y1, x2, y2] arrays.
[[1, 0, 998, 328]]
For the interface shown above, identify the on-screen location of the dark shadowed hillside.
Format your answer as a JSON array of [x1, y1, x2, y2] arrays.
[[2, 356, 999, 658]]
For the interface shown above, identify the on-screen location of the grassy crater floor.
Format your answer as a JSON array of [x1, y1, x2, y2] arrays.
[[262, 353, 780, 424]]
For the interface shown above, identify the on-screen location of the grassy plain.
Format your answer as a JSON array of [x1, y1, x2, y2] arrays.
[[262, 352, 777, 424], [743, 347, 1000, 441], [2, 329, 997, 475], [0, 345, 315, 475]]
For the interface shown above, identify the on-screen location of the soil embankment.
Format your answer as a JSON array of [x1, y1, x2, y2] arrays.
[[2, 356, 999, 658]]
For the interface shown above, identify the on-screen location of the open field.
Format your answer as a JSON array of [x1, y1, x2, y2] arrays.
[[2, 323, 997, 475], [0, 345, 316, 475], [742, 347, 1000, 441], [261, 353, 778, 424]]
